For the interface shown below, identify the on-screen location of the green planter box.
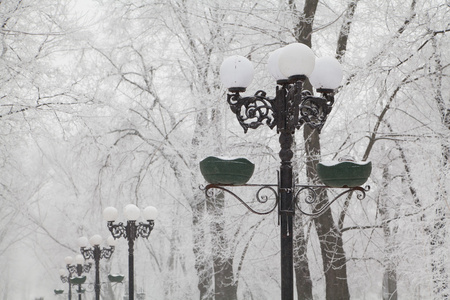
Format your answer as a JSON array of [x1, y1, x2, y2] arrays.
[[200, 156, 255, 185], [108, 274, 125, 283], [70, 276, 86, 285], [317, 161, 372, 188], [54, 289, 64, 295]]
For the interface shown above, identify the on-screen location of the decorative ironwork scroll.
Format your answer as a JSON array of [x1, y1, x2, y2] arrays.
[[107, 220, 154, 241], [226, 81, 334, 134], [202, 183, 278, 215], [202, 183, 369, 218]]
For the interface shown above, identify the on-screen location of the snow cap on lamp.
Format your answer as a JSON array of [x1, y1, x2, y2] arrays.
[[220, 55, 254, 92], [309, 56, 343, 92]]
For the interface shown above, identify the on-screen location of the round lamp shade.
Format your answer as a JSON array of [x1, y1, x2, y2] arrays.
[[64, 256, 73, 265], [89, 234, 102, 246], [309, 56, 343, 90], [219, 55, 254, 91], [267, 48, 287, 81], [124, 204, 140, 221], [107, 236, 117, 247], [75, 254, 85, 265], [103, 207, 118, 222], [59, 269, 66, 276], [78, 237, 89, 248], [278, 43, 315, 78], [143, 206, 158, 220]]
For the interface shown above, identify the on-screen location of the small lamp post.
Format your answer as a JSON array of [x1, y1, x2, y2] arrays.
[[79, 235, 116, 300], [103, 204, 158, 300], [66, 255, 92, 300], [201, 43, 370, 300]]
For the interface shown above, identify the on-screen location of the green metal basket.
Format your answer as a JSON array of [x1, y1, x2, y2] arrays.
[[200, 156, 255, 185]]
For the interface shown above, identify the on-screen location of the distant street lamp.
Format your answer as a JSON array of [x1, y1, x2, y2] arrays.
[[201, 43, 370, 300], [59, 268, 72, 300], [103, 204, 158, 300], [78, 235, 116, 300], [65, 255, 92, 300]]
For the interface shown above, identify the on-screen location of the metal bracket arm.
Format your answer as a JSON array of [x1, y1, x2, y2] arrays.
[[201, 183, 369, 218]]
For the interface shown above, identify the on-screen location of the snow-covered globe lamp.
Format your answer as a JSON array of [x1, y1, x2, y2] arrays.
[[309, 56, 343, 92], [267, 48, 288, 83], [124, 204, 140, 221], [220, 55, 254, 92], [278, 43, 316, 79]]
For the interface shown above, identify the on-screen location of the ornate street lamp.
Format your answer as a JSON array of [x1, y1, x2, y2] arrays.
[[103, 204, 158, 300], [61, 255, 91, 300], [78, 235, 116, 300], [201, 43, 370, 300]]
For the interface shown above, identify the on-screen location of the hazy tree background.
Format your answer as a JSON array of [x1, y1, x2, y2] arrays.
[[0, 0, 448, 299]]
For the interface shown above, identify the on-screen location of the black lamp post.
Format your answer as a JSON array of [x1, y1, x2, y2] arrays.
[[79, 235, 116, 300], [64, 255, 92, 300], [202, 43, 369, 300], [103, 204, 158, 300]]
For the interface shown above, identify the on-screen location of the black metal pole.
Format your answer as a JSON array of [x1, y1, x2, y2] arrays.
[[94, 246, 101, 300], [68, 278, 72, 300], [127, 221, 136, 300], [279, 130, 294, 300], [76, 265, 82, 300]]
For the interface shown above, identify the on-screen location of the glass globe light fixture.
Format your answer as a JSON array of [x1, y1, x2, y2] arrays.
[[64, 256, 73, 265], [267, 48, 288, 82], [75, 254, 85, 265], [107, 236, 116, 246], [124, 204, 140, 221], [220, 55, 254, 92], [103, 207, 118, 222], [143, 206, 158, 221], [90, 234, 103, 246], [309, 56, 343, 91], [278, 43, 316, 79], [78, 237, 89, 248]]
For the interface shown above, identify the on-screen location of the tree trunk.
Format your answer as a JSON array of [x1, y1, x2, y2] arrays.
[[289, 1, 318, 298], [191, 110, 214, 300], [379, 164, 398, 300], [304, 126, 350, 300], [208, 192, 238, 300], [294, 214, 313, 300], [430, 35, 449, 300], [192, 198, 214, 300]]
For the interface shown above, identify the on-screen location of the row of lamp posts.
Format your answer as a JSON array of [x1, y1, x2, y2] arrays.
[[57, 204, 157, 300], [56, 42, 370, 300]]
